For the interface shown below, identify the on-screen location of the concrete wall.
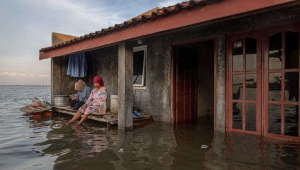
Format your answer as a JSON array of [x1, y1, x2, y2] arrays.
[[53, 56, 76, 95], [89, 46, 119, 110], [52, 46, 118, 110], [130, 37, 172, 122]]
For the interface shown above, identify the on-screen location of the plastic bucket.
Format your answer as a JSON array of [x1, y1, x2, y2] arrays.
[[53, 95, 69, 107], [110, 95, 118, 113]]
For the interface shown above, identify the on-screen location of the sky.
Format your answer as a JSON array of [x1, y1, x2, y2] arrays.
[[0, 0, 183, 85]]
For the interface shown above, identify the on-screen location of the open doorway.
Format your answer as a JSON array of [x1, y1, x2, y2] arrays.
[[172, 40, 215, 123]]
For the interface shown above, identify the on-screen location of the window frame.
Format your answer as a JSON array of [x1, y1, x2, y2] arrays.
[[133, 45, 147, 87]]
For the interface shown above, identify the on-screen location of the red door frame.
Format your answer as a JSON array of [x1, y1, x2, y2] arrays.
[[226, 22, 300, 142], [263, 24, 300, 142], [171, 37, 217, 130], [226, 30, 263, 135]]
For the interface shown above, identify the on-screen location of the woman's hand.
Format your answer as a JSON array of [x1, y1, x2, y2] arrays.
[[83, 105, 87, 111]]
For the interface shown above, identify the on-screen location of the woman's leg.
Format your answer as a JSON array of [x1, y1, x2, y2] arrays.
[[74, 101, 85, 110], [76, 114, 89, 126], [68, 99, 77, 109], [68, 111, 82, 124]]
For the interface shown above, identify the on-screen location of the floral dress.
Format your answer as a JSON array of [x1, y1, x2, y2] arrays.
[[79, 87, 107, 115]]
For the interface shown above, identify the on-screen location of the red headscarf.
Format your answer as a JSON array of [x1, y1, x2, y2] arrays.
[[93, 76, 104, 87]]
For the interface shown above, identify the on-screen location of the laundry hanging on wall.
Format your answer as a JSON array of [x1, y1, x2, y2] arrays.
[[67, 53, 87, 77]]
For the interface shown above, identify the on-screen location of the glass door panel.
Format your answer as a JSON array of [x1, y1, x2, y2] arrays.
[[228, 31, 262, 134], [264, 26, 300, 140]]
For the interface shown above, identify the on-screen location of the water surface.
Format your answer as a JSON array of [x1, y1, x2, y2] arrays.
[[0, 86, 300, 170]]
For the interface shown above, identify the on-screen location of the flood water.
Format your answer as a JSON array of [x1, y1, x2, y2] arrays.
[[1, 86, 300, 170]]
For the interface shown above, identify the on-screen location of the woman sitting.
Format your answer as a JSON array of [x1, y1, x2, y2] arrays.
[[68, 79, 91, 110], [68, 76, 107, 126]]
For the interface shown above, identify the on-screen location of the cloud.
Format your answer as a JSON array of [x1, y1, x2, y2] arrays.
[[158, 0, 184, 7], [0, 0, 127, 85], [38, 75, 49, 78], [0, 0, 165, 85], [0, 71, 49, 78], [0, 0, 128, 58]]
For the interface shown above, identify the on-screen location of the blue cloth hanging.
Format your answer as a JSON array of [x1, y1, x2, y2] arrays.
[[67, 53, 87, 77]]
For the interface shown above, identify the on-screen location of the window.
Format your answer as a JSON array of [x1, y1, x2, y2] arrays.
[[133, 45, 147, 86]]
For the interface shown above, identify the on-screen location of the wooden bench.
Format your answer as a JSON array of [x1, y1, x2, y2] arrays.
[[54, 107, 118, 126], [54, 107, 153, 127]]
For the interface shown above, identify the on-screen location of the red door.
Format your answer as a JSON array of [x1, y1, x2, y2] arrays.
[[227, 31, 262, 135], [227, 24, 300, 141], [263, 25, 300, 141], [173, 46, 198, 123]]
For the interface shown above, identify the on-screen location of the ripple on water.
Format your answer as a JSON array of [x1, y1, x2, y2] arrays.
[[1, 87, 300, 170]]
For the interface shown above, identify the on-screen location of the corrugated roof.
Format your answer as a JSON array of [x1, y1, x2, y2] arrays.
[[40, 0, 215, 52]]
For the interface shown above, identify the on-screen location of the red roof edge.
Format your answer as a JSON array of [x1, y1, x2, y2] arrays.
[[39, 0, 298, 60]]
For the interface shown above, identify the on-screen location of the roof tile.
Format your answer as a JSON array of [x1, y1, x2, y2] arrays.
[[40, 0, 216, 52]]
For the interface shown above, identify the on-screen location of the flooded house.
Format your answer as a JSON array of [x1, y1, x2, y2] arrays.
[[39, 0, 300, 142]]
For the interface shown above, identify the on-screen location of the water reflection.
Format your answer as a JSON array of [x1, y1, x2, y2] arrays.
[[269, 73, 282, 101], [233, 75, 243, 100], [269, 33, 282, 70], [31, 117, 300, 170], [246, 103, 256, 132], [233, 103, 243, 130], [285, 72, 299, 102], [269, 104, 282, 135], [246, 74, 257, 101], [285, 105, 299, 137]]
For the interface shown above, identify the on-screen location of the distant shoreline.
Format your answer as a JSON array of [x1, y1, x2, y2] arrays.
[[0, 85, 51, 87]]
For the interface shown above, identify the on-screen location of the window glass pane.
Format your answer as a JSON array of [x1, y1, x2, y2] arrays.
[[285, 32, 299, 69], [246, 38, 257, 71], [233, 39, 243, 71], [268, 104, 281, 134], [233, 102, 243, 130], [285, 105, 299, 137], [246, 74, 257, 101], [285, 72, 299, 102], [269, 33, 282, 70], [246, 103, 256, 132], [269, 73, 282, 101], [233, 75, 243, 100], [133, 51, 145, 85]]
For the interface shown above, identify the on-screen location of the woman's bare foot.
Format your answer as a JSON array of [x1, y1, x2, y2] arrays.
[[76, 122, 82, 126], [68, 120, 74, 124]]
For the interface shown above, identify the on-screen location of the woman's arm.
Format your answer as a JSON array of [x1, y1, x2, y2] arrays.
[[83, 90, 94, 106]]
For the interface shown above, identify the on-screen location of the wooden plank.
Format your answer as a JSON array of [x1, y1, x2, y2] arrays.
[[54, 107, 152, 126], [20, 105, 52, 114], [54, 107, 118, 125]]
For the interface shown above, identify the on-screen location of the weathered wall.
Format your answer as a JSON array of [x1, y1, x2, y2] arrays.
[[52, 46, 118, 110], [53, 56, 76, 95], [131, 37, 171, 122], [89, 46, 119, 111]]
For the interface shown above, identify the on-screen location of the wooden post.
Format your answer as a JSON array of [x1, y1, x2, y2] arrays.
[[118, 41, 133, 130]]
